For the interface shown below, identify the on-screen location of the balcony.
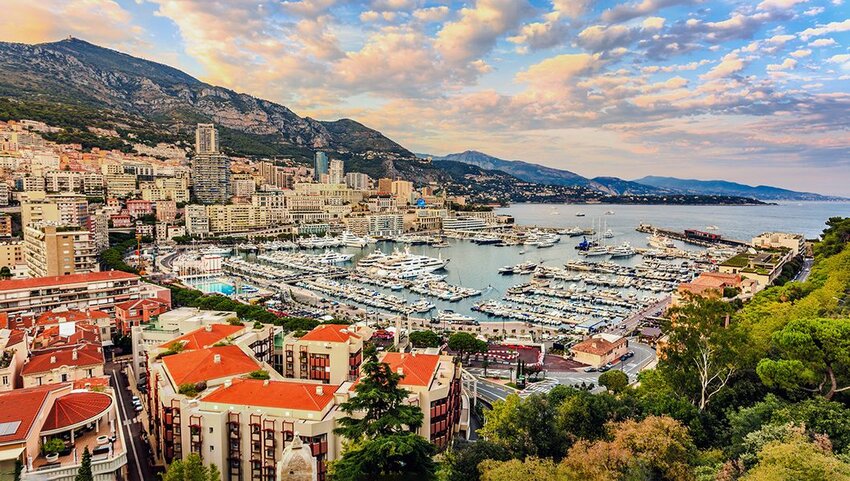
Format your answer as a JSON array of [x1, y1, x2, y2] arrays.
[[24, 423, 126, 480]]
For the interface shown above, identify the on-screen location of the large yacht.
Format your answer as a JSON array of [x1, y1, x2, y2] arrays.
[[356, 248, 448, 279], [340, 231, 368, 248]]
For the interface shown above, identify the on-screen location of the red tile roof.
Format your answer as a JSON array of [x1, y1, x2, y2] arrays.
[[33, 322, 101, 350], [158, 324, 245, 351], [299, 324, 361, 343], [42, 391, 112, 431], [380, 352, 440, 387], [22, 344, 104, 375], [0, 271, 139, 292], [0, 384, 67, 444], [570, 336, 625, 356], [202, 379, 336, 412], [36, 309, 110, 326], [115, 298, 169, 312], [162, 345, 260, 387], [73, 377, 111, 390]]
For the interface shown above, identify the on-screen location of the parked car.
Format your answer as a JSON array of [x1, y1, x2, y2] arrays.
[[584, 366, 597, 372], [598, 365, 611, 372]]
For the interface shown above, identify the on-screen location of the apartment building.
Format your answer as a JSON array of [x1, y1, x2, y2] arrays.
[[0, 241, 25, 277], [275, 324, 370, 385], [0, 270, 166, 316], [344, 172, 369, 191], [104, 172, 137, 197], [21, 343, 105, 388], [368, 213, 404, 237], [751, 232, 806, 257], [184, 205, 210, 237], [23, 224, 98, 277], [391, 180, 413, 206], [114, 297, 171, 334], [140, 177, 190, 203], [193, 152, 231, 204], [0, 383, 128, 481], [0, 214, 12, 237]]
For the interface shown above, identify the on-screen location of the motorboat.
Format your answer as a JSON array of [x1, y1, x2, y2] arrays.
[[609, 242, 637, 258]]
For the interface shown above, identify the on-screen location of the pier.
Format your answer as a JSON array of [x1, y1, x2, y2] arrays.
[[636, 223, 750, 248]]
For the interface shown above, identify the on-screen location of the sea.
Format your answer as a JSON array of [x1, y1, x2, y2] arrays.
[[263, 202, 850, 323]]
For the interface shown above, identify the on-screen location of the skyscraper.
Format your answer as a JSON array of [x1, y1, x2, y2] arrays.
[[192, 124, 231, 204], [195, 123, 219, 154], [328, 159, 344, 184], [314, 152, 329, 181]]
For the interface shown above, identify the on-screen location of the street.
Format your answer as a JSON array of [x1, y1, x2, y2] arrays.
[[108, 361, 157, 481], [794, 257, 814, 282]]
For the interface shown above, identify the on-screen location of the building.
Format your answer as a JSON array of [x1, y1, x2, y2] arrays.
[[377, 178, 393, 195], [391, 180, 413, 206], [276, 324, 370, 385], [0, 241, 26, 278], [751, 232, 806, 257], [104, 173, 137, 197], [0, 213, 12, 237], [379, 352, 467, 448], [0, 271, 167, 316], [0, 383, 128, 481], [718, 251, 790, 287], [21, 343, 105, 388], [184, 205, 210, 237], [570, 333, 628, 368], [0, 328, 28, 391], [313, 152, 329, 181], [23, 224, 98, 277], [126, 199, 153, 219], [140, 177, 190, 203], [114, 298, 171, 334], [156, 200, 178, 222], [673, 272, 754, 305], [344, 172, 369, 191], [193, 153, 231, 204], [368, 214, 403, 237], [327, 159, 344, 185], [195, 123, 219, 155], [441, 216, 488, 231]]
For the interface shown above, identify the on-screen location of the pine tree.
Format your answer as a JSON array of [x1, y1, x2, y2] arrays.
[[75, 447, 93, 481]]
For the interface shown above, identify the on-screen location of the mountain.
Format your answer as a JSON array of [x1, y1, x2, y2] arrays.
[[633, 176, 841, 201], [427, 150, 666, 195], [0, 38, 414, 165]]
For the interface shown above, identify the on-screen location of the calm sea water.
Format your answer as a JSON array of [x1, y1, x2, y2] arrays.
[[270, 202, 850, 323]]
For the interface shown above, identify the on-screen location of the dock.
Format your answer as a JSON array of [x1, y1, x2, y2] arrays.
[[636, 223, 750, 248]]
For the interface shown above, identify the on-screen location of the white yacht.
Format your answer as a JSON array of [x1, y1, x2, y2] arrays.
[[603, 229, 615, 238], [609, 242, 636, 258], [580, 246, 610, 257], [647, 234, 675, 249], [356, 248, 448, 279], [436, 310, 477, 324], [340, 231, 368, 248], [201, 246, 232, 256], [312, 252, 354, 264]]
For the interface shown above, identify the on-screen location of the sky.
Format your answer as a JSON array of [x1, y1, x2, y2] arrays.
[[2, 1, 850, 195]]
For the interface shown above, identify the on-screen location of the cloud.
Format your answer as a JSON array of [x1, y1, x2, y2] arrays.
[[808, 38, 837, 47], [515, 53, 602, 96], [767, 34, 795, 44], [803, 6, 824, 15], [789, 49, 811, 58], [435, 0, 535, 65], [602, 0, 695, 23], [508, 19, 571, 53], [701, 53, 747, 79], [577, 24, 635, 52], [552, 0, 594, 19], [412, 6, 450, 22], [0, 0, 145, 50], [757, 0, 808, 10], [800, 19, 850, 40], [642, 17, 666, 30], [828, 54, 850, 70], [767, 58, 797, 71], [281, 0, 337, 17]]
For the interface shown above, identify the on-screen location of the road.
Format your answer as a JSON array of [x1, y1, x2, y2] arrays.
[[475, 378, 518, 405], [108, 361, 157, 481], [794, 257, 814, 282], [547, 341, 656, 388]]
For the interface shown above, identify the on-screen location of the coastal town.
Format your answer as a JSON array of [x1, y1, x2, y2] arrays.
[[0, 118, 822, 481]]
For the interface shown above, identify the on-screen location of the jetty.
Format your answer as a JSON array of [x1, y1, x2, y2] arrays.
[[636, 223, 750, 248]]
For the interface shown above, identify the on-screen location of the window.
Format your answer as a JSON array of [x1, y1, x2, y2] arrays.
[[209, 427, 214, 434], [210, 445, 214, 452], [60, 374, 68, 382], [1, 376, 7, 385]]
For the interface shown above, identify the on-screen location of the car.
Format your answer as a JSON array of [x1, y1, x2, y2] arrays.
[[132, 400, 142, 407], [623, 351, 635, 359], [134, 405, 143, 413], [131, 395, 139, 402], [584, 366, 597, 372], [598, 365, 611, 372]]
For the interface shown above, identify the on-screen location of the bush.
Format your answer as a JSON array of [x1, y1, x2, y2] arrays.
[[42, 438, 65, 455]]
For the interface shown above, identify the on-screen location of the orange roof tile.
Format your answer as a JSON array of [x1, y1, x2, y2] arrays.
[[380, 352, 440, 387], [22, 344, 104, 375], [570, 336, 625, 356], [0, 271, 139, 292], [299, 324, 361, 343], [42, 391, 112, 431], [158, 324, 244, 351], [0, 384, 67, 444], [73, 377, 111, 390], [36, 309, 110, 326], [115, 298, 169, 312], [162, 345, 260, 387], [202, 379, 336, 412]]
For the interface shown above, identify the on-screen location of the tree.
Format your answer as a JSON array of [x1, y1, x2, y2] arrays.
[[756, 317, 850, 400], [0, 266, 11, 280], [161, 453, 220, 481], [75, 447, 93, 481], [598, 369, 629, 393], [332, 350, 436, 481], [409, 330, 441, 348], [330, 433, 436, 481], [443, 440, 511, 481], [660, 295, 740, 410], [741, 430, 850, 481], [448, 332, 487, 363], [247, 370, 270, 380], [561, 416, 697, 481], [478, 394, 567, 459], [334, 351, 423, 440], [479, 457, 565, 481]]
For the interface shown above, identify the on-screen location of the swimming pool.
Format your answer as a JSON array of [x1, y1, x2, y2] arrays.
[[192, 281, 235, 295]]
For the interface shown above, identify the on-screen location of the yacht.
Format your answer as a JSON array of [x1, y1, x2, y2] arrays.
[[647, 234, 675, 249], [356, 248, 448, 279], [498, 266, 515, 275], [471, 235, 501, 245], [604, 210, 615, 215], [706, 225, 719, 231], [312, 252, 354, 264], [603, 229, 615, 238], [201, 246, 232, 256], [580, 246, 610, 257], [609, 242, 636, 258], [537, 241, 555, 248], [575, 212, 586, 217], [436, 310, 478, 325], [340, 231, 368, 248]]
